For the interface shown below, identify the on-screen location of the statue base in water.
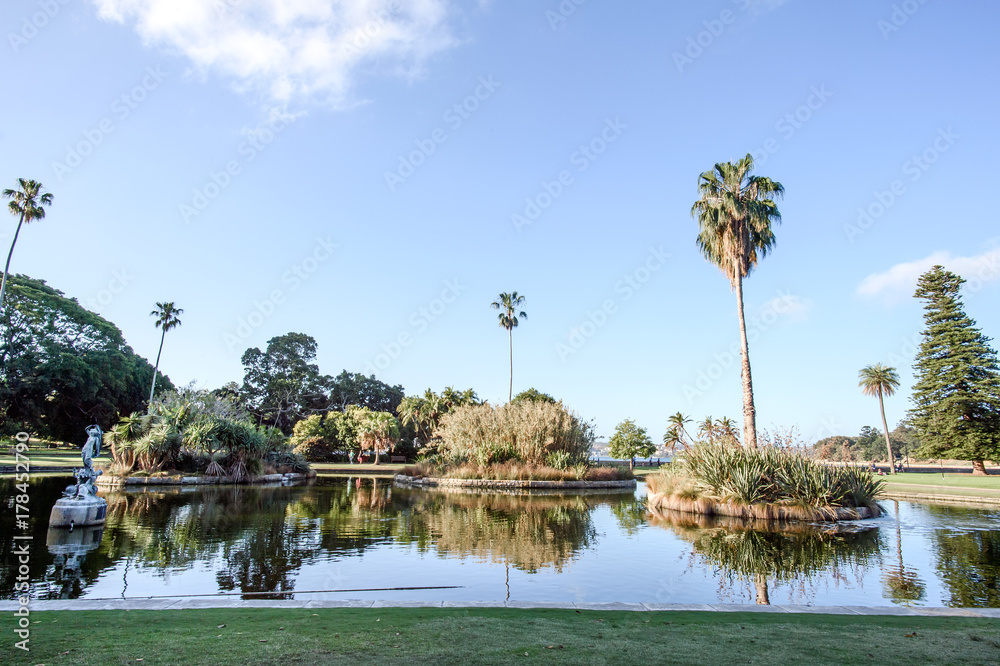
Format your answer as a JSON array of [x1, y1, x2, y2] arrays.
[[48, 495, 107, 528]]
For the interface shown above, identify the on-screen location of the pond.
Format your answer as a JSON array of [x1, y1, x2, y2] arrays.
[[2, 476, 999, 607]]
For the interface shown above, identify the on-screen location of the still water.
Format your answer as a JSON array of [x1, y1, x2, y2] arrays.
[[3, 476, 998, 607]]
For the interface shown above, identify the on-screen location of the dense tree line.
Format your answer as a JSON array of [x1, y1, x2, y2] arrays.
[[0, 275, 172, 441]]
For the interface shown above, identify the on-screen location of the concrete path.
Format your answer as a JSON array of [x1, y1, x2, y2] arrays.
[[3, 598, 998, 617]]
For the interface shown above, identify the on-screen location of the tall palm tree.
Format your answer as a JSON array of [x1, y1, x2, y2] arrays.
[[491, 291, 527, 402], [697, 416, 717, 443], [859, 363, 900, 474], [715, 416, 740, 446], [692, 154, 783, 449], [663, 412, 694, 453], [1, 178, 53, 313], [149, 302, 183, 407]]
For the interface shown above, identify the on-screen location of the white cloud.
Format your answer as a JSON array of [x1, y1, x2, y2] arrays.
[[857, 247, 1000, 305], [757, 291, 811, 323], [741, 0, 791, 16], [92, 0, 459, 108]]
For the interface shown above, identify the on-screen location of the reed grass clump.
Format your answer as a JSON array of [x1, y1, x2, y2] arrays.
[[398, 402, 636, 482], [435, 401, 594, 467], [647, 441, 883, 520]]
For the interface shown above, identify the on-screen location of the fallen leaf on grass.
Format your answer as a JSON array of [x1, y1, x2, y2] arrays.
[[904, 633, 918, 638]]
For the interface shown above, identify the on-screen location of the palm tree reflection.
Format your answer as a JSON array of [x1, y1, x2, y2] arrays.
[[881, 501, 926, 605], [650, 507, 881, 605]]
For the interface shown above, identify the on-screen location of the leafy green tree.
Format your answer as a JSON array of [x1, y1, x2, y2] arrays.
[[1, 178, 52, 314], [0, 275, 171, 441], [859, 363, 901, 473], [328, 371, 405, 413], [149, 302, 183, 407], [608, 419, 655, 469], [692, 154, 784, 449], [491, 291, 527, 402], [512, 388, 556, 404], [240, 333, 331, 434], [908, 266, 1000, 474]]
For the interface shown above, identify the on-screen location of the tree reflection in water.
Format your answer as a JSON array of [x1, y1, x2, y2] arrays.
[[391, 488, 630, 573], [924, 504, 1000, 608], [649, 507, 881, 605], [28, 477, 629, 600], [881, 500, 926, 606]]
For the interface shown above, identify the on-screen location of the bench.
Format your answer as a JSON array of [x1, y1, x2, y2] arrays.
[[390, 456, 407, 464]]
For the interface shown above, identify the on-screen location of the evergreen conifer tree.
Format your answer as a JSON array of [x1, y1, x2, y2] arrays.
[[908, 266, 1000, 474]]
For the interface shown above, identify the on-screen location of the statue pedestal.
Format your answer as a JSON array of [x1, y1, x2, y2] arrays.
[[48, 495, 107, 528]]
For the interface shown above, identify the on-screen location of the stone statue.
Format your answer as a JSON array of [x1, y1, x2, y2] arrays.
[[64, 424, 104, 500]]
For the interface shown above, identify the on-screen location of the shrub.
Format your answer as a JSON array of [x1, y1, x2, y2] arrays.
[[584, 466, 633, 482], [292, 435, 332, 461], [436, 401, 594, 467]]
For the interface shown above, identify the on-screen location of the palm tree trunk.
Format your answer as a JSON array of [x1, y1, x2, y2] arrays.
[[508, 328, 513, 403], [148, 328, 166, 407], [754, 573, 770, 605], [734, 272, 757, 449], [878, 389, 896, 474], [0, 215, 25, 314]]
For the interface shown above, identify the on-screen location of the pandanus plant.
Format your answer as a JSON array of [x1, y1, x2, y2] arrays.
[[214, 418, 266, 481]]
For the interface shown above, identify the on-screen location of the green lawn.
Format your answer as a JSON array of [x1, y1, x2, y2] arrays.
[[0, 447, 80, 468], [882, 473, 1000, 492], [13, 607, 1000, 665]]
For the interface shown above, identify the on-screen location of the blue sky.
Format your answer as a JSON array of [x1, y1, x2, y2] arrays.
[[3, 0, 998, 444]]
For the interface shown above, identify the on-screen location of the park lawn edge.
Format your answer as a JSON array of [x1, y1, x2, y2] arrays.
[[13, 607, 1000, 666]]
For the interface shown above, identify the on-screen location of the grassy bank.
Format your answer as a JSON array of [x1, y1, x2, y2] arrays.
[[12, 608, 1000, 665], [881, 473, 1000, 491], [0, 448, 80, 468]]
